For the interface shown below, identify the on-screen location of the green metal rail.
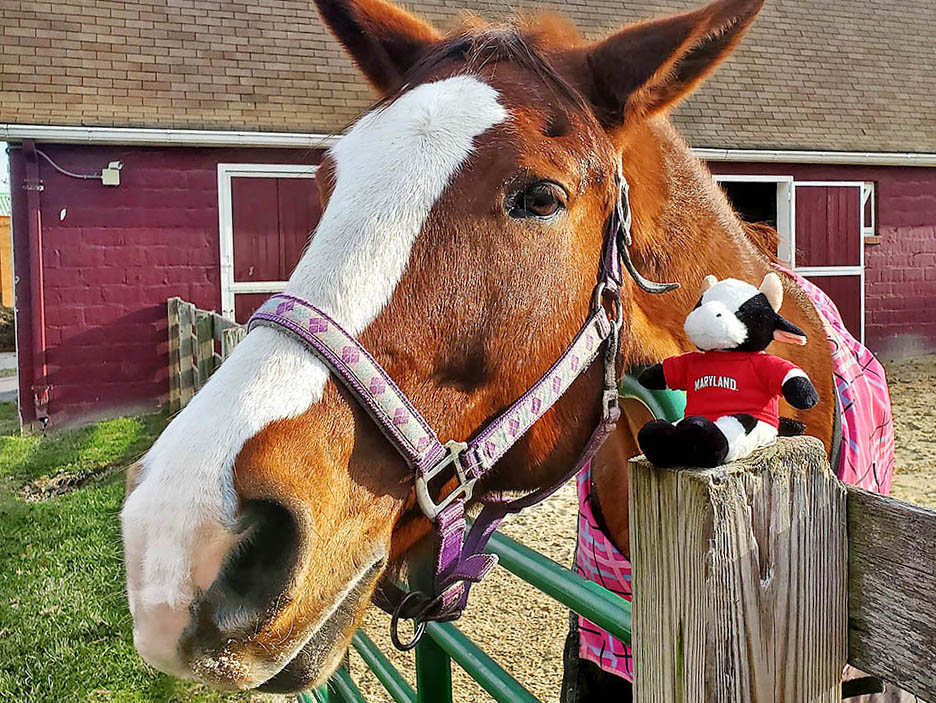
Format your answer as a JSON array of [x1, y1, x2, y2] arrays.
[[298, 382, 685, 702], [352, 630, 416, 703], [486, 530, 632, 645]]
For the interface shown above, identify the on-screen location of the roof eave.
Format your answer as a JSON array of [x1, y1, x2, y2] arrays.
[[0, 124, 340, 149], [695, 147, 936, 167], [3, 124, 936, 167]]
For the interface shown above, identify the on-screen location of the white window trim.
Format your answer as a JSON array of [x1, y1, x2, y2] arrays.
[[713, 175, 795, 266], [861, 182, 875, 237], [217, 163, 318, 320], [793, 181, 865, 343], [793, 266, 863, 277]]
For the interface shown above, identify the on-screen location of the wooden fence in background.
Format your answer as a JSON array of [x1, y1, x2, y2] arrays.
[[167, 297, 245, 413]]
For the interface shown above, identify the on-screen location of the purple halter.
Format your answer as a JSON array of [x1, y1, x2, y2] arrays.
[[248, 175, 677, 649]]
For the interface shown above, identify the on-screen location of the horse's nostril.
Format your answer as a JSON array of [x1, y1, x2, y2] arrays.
[[183, 500, 301, 652]]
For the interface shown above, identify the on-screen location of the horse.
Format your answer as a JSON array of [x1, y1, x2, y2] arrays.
[[120, 0, 847, 693]]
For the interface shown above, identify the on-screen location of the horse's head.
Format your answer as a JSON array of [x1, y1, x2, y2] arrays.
[[121, 0, 763, 690]]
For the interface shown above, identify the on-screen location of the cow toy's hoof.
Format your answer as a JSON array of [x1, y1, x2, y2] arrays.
[[637, 420, 683, 468]]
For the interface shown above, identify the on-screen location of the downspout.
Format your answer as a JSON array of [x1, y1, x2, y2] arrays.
[[22, 140, 49, 426]]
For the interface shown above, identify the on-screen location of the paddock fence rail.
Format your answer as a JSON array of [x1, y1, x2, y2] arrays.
[[166, 299, 936, 703]]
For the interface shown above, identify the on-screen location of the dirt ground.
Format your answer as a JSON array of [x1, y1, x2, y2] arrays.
[[353, 482, 579, 703], [885, 355, 936, 509], [345, 355, 936, 703]]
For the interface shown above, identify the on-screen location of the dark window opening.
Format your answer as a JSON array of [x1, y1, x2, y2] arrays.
[[719, 181, 778, 230]]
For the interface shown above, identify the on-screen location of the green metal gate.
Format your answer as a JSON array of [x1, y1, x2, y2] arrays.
[[300, 381, 685, 703]]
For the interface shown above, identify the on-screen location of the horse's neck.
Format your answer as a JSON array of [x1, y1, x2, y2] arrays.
[[591, 121, 777, 559], [592, 120, 838, 562], [619, 117, 768, 365]]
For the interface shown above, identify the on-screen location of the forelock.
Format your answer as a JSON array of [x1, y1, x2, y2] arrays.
[[389, 25, 588, 113]]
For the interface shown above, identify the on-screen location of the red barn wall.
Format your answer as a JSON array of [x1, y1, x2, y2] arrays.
[[7, 145, 935, 428], [8, 144, 321, 428], [708, 161, 936, 360]]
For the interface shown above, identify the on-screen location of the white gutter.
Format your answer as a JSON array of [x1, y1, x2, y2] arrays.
[[0, 124, 340, 149], [694, 148, 936, 168], [2, 124, 936, 167]]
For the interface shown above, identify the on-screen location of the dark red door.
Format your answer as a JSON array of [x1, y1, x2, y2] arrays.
[[221, 168, 321, 323], [794, 183, 864, 341]]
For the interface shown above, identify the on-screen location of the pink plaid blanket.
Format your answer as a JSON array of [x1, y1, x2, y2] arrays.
[[574, 266, 895, 681]]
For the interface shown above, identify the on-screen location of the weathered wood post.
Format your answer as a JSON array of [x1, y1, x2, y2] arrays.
[[167, 297, 183, 414], [630, 436, 847, 702], [194, 309, 215, 388]]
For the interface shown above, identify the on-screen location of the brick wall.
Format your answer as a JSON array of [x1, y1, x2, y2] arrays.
[[9, 144, 321, 427], [865, 172, 936, 359], [709, 162, 936, 360], [0, 0, 374, 134]]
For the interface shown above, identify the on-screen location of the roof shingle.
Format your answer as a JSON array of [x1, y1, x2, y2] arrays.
[[1, 0, 933, 152]]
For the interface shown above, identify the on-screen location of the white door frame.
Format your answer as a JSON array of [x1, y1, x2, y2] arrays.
[[713, 174, 795, 266], [217, 163, 318, 320], [793, 181, 865, 343]]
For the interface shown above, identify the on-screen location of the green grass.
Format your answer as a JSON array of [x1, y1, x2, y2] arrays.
[[0, 406, 166, 488], [0, 404, 255, 703]]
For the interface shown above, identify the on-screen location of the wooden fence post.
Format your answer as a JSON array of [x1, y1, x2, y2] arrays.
[[167, 298, 182, 415], [195, 310, 215, 389], [177, 300, 197, 408], [167, 299, 248, 413], [221, 326, 246, 361], [847, 487, 936, 701], [630, 436, 847, 703]]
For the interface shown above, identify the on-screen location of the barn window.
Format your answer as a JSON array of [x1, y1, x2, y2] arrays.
[[861, 182, 876, 238], [217, 163, 321, 322], [714, 175, 794, 266]]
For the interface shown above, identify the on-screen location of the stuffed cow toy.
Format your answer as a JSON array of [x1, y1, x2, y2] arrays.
[[637, 273, 819, 468]]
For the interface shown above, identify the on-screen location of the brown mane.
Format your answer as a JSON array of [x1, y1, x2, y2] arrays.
[[378, 23, 589, 112], [742, 220, 781, 260]]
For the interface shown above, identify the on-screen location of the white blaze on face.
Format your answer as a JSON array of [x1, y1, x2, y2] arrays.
[[121, 75, 508, 675]]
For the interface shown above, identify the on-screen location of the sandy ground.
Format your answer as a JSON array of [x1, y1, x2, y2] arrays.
[[351, 483, 579, 703], [311, 355, 936, 703], [885, 355, 936, 510]]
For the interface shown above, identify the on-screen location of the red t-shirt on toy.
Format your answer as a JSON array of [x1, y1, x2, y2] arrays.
[[662, 351, 800, 427]]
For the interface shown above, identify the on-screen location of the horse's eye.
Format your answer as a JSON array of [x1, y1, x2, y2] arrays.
[[509, 182, 565, 219]]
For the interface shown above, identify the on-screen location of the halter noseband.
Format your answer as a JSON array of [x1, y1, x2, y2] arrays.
[[247, 175, 677, 649]]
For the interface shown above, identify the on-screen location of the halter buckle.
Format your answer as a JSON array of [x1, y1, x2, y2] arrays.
[[415, 440, 475, 521], [591, 281, 624, 333]]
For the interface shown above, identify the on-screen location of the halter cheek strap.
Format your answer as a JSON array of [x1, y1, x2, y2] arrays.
[[247, 175, 677, 649]]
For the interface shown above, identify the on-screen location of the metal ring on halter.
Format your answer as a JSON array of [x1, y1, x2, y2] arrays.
[[591, 281, 624, 332], [389, 591, 431, 651]]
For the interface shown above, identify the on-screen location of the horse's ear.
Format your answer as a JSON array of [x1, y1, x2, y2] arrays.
[[314, 0, 441, 94], [578, 0, 764, 127]]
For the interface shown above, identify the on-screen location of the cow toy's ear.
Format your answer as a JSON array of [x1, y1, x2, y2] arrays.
[[699, 274, 718, 296], [759, 272, 783, 312], [773, 315, 807, 346]]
